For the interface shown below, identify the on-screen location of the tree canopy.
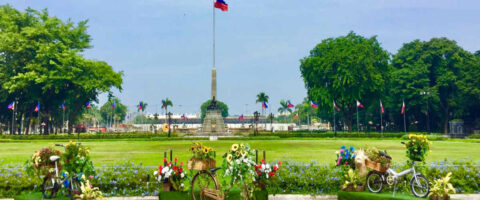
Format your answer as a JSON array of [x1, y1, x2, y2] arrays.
[[200, 100, 229, 120], [0, 5, 123, 134]]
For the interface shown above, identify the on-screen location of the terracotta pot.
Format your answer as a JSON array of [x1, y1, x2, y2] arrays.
[[162, 182, 172, 192], [257, 181, 267, 190], [341, 185, 365, 192]]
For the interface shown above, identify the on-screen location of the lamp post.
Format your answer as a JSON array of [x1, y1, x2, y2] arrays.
[[420, 91, 431, 134], [253, 111, 260, 136], [167, 112, 172, 137]]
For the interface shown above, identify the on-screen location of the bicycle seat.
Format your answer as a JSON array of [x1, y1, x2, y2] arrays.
[[50, 155, 60, 162], [209, 168, 221, 173], [379, 151, 392, 159]]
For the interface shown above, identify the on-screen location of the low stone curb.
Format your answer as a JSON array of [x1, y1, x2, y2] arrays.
[[269, 194, 337, 200], [105, 197, 158, 200], [451, 194, 480, 200]]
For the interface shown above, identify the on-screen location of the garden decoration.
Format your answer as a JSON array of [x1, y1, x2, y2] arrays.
[[253, 150, 281, 190], [336, 146, 356, 169], [404, 134, 432, 163], [354, 149, 369, 176], [341, 169, 365, 192], [429, 172, 455, 200], [222, 143, 256, 200], [364, 147, 390, 173], [366, 142, 430, 198], [188, 143, 222, 200], [153, 151, 188, 192], [78, 176, 104, 200], [26, 142, 95, 200]]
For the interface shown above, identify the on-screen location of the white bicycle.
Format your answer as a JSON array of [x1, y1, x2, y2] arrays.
[[366, 142, 429, 198]]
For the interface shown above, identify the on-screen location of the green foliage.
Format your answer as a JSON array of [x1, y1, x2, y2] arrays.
[[404, 134, 431, 163], [429, 172, 455, 198], [137, 101, 148, 112], [0, 5, 122, 134], [342, 169, 363, 189], [24, 147, 62, 179], [100, 97, 128, 125], [221, 143, 256, 198], [277, 100, 292, 114], [300, 32, 389, 132], [365, 147, 390, 167], [62, 141, 95, 177], [200, 99, 229, 120]]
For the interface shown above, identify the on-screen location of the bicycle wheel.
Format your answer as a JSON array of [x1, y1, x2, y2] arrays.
[[366, 171, 384, 193], [68, 178, 82, 200], [191, 170, 220, 200], [42, 176, 58, 199], [410, 174, 429, 198]]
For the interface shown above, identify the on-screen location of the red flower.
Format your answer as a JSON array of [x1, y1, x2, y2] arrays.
[[269, 172, 275, 177], [261, 158, 265, 164], [180, 162, 183, 166], [158, 165, 163, 171], [163, 157, 167, 162], [273, 166, 278, 172], [179, 168, 183, 173], [278, 161, 282, 166], [173, 166, 178, 171], [174, 157, 178, 163], [256, 171, 262, 175]]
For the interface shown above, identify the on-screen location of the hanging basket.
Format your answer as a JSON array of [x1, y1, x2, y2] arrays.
[[187, 158, 216, 170], [365, 159, 390, 173]]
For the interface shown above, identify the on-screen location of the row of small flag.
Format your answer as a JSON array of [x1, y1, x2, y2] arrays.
[[7, 101, 70, 112], [312, 100, 407, 114]]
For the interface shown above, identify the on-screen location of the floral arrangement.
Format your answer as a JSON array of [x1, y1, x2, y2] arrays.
[[222, 143, 256, 197], [190, 142, 215, 160], [62, 141, 95, 177], [335, 146, 356, 168], [78, 178, 104, 200], [253, 158, 281, 189], [153, 157, 188, 191], [429, 172, 455, 200], [342, 169, 364, 191], [405, 134, 432, 163], [365, 147, 390, 168], [25, 147, 62, 178]]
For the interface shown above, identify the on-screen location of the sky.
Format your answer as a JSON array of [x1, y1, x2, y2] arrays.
[[3, 0, 480, 116]]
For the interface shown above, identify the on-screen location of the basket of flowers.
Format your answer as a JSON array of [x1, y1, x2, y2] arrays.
[[253, 158, 281, 190], [222, 143, 256, 199], [187, 142, 216, 170], [364, 147, 390, 173], [404, 134, 432, 163], [25, 147, 62, 178], [154, 157, 188, 191]]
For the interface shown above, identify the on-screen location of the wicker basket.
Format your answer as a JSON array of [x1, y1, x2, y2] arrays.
[[202, 188, 224, 200], [187, 158, 216, 170], [365, 159, 390, 173]]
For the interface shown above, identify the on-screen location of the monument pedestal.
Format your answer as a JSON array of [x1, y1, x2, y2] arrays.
[[198, 98, 231, 136]]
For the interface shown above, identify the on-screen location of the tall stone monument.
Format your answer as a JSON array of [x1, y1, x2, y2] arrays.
[[199, 67, 228, 135]]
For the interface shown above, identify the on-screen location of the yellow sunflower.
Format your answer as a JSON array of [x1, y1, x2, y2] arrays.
[[203, 147, 209, 153], [227, 154, 233, 162], [231, 144, 239, 151], [241, 150, 247, 157]]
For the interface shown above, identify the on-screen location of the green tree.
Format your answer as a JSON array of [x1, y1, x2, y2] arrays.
[[161, 98, 173, 123], [0, 6, 122, 134], [256, 92, 269, 116], [99, 97, 127, 126], [200, 100, 229, 120], [300, 32, 389, 132], [390, 38, 475, 134], [277, 100, 292, 114]]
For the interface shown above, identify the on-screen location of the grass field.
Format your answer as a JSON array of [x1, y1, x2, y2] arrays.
[[1, 138, 479, 166]]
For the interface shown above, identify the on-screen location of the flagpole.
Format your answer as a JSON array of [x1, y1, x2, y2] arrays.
[[380, 100, 383, 137], [356, 104, 359, 134], [11, 104, 15, 135], [403, 106, 407, 133], [333, 101, 336, 137], [213, 0, 215, 69], [62, 108, 65, 134]]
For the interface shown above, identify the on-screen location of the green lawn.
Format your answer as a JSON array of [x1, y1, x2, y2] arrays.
[[0, 138, 479, 166]]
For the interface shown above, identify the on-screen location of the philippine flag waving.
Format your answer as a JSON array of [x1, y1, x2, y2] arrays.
[[311, 100, 318, 108], [238, 114, 244, 121], [214, 0, 228, 11], [287, 101, 294, 108], [86, 102, 91, 109], [34, 102, 40, 112], [356, 100, 364, 108], [262, 101, 268, 109], [7, 102, 14, 110]]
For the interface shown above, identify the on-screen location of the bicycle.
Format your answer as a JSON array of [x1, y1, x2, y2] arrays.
[[366, 142, 430, 198], [41, 144, 82, 200]]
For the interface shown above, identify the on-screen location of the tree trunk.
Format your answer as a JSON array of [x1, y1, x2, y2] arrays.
[[343, 108, 354, 132], [443, 106, 449, 135]]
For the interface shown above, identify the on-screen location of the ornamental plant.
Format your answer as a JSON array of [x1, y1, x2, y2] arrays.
[[25, 147, 62, 178], [429, 172, 456, 200], [78, 178, 104, 200], [190, 142, 215, 160], [335, 146, 356, 168], [222, 143, 256, 198], [153, 157, 188, 191], [62, 141, 95, 177], [253, 158, 281, 189], [365, 147, 390, 168], [342, 169, 364, 190], [405, 134, 432, 163]]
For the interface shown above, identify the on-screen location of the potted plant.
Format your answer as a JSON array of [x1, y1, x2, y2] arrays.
[[429, 172, 456, 200], [253, 158, 281, 190], [404, 134, 432, 163], [341, 169, 365, 192], [25, 147, 62, 179], [222, 143, 256, 200], [187, 142, 216, 170], [335, 146, 356, 169], [364, 147, 390, 173], [77, 177, 104, 200], [154, 157, 188, 192]]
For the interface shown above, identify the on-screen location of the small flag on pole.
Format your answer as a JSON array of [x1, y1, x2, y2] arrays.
[[214, 0, 228, 11], [380, 100, 384, 114], [356, 100, 364, 108], [262, 101, 268, 109], [287, 101, 294, 108], [7, 102, 14, 110], [238, 114, 244, 121], [86, 102, 91, 109], [138, 102, 143, 111], [311, 100, 318, 108], [293, 113, 298, 118], [401, 101, 406, 114], [181, 114, 188, 121], [61, 101, 66, 111], [34, 102, 40, 112], [111, 102, 115, 109], [333, 101, 340, 111]]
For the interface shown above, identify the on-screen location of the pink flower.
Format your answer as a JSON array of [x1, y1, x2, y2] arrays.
[[339, 149, 344, 153], [336, 157, 342, 165], [89, 175, 93, 179]]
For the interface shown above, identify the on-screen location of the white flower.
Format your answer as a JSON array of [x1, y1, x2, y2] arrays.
[[181, 183, 184, 188], [181, 173, 185, 178], [153, 171, 158, 176], [236, 159, 241, 164]]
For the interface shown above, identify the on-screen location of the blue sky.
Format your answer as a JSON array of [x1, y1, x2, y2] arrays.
[[4, 0, 480, 115]]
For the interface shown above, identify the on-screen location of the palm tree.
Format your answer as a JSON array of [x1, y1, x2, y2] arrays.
[[162, 98, 173, 124], [277, 100, 292, 114], [136, 101, 148, 126], [255, 92, 269, 116]]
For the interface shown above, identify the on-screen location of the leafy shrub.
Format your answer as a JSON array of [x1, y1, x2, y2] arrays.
[[468, 134, 480, 139], [404, 134, 431, 163]]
